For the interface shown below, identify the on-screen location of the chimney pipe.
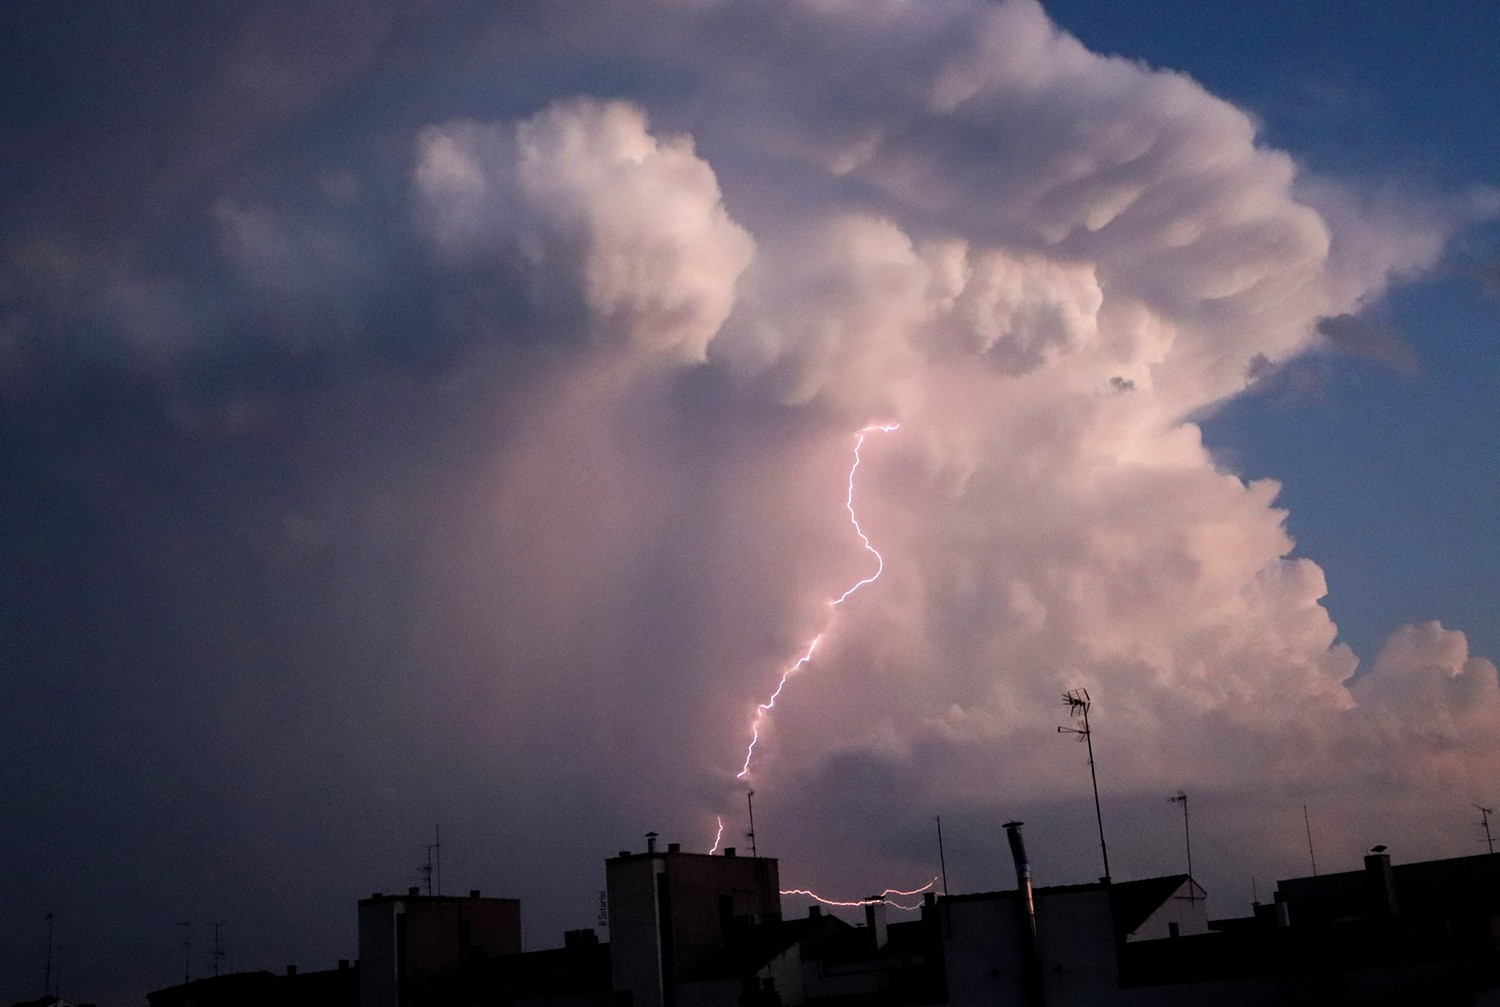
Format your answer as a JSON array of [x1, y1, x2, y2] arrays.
[[1363, 848, 1399, 921], [646, 832, 659, 853], [1004, 821, 1038, 942], [723, 847, 736, 857], [863, 897, 889, 950], [1004, 821, 1043, 1007], [667, 842, 681, 853]]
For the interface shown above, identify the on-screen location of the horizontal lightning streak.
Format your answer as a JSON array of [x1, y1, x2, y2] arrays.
[[779, 876, 937, 911], [737, 424, 899, 782]]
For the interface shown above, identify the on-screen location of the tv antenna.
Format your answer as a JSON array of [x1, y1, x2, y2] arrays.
[[420, 825, 443, 896], [178, 920, 192, 984], [211, 922, 227, 977], [1168, 791, 1196, 897], [1058, 687, 1110, 882], [1475, 804, 1495, 855], [746, 790, 758, 858]]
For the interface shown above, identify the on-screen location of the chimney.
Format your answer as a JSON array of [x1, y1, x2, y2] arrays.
[[1004, 820, 1043, 1007], [1363, 848, 1399, 920], [808, 905, 822, 918], [1004, 821, 1038, 942], [338, 960, 350, 971], [408, 886, 420, 897], [646, 832, 659, 853], [723, 847, 737, 857], [923, 891, 937, 909], [469, 889, 481, 899], [667, 842, 681, 853], [286, 964, 298, 977], [863, 898, 889, 950]]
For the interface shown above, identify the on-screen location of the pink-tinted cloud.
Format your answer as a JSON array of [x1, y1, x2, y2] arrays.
[[395, 0, 1499, 908]]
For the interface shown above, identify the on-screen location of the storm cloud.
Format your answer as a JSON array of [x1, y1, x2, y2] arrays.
[[2, 2, 1497, 1002]]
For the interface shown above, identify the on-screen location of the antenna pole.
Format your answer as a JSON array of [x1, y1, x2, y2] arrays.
[[1084, 703, 1110, 882], [42, 912, 55, 997], [1059, 688, 1110, 881], [179, 920, 192, 984], [211, 922, 226, 977], [746, 790, 758, 858], [1302, 804, 1318, 877], [1475, 804, 1495, 855], [434, 824, 442, 897], [1169, 791, 1193, 879], [935, 815, 950, 895]]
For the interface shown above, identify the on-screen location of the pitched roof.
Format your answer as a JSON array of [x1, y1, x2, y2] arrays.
[[1109, 875, 1192, 938]]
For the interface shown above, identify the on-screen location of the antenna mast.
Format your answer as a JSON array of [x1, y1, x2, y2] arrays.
[[42, 912, 55, 998], [178, 920, 192, 984], [1302, 804, 1318, 877], [746, 790, 758, 858], [211, 922, 227, 977], [1475, 804, 1495, 855], [1058, 687, 1110, 882], [1168, 791, 1193, 879], [935, 815, 950, 895], [434, 824, 442, 896]]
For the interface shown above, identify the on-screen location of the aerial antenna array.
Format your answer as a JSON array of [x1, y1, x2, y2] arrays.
[[178, 920, 192, 984], [420, 825, 443, 896], [1474, 804, 1495, 855], [1168, 790, 1193, 880], [211, 922, 227, 977], [1058, 687, 1110, 882]]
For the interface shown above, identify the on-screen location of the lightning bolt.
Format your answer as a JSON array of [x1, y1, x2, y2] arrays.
[[708, 816, 725, 855], [780, 876, 937, 911], [737, 423, 899, 781]]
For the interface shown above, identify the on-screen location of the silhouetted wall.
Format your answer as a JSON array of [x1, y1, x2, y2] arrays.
[[358, 889, 521, 1007]]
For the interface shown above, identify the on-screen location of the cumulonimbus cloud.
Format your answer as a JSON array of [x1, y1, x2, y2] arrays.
[[401, 0, 1499, 896]]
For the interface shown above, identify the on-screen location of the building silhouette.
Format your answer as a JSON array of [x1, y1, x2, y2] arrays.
[[358, 888, 522, 1007], [140, 829, 1500, 1007]]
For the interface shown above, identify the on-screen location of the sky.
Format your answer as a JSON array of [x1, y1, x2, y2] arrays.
[[2, 2, 1497, 1003]]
